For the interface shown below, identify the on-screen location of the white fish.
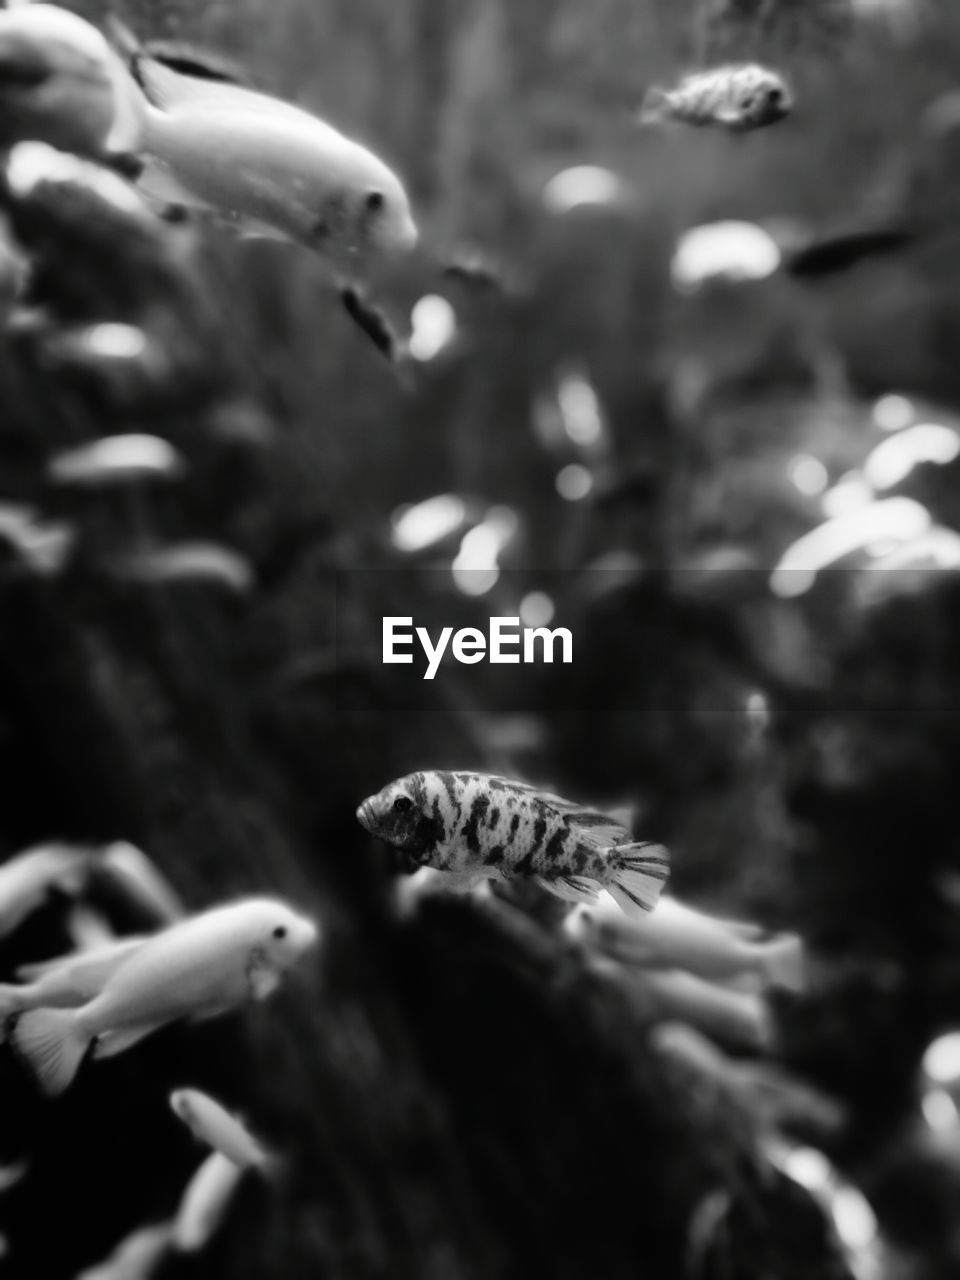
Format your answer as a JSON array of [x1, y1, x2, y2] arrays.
[[0, 842, 93, 939], [76, 1220, 173, 1280], [46, 435, 185, 487], [0, 1160, 28, 1193], [97, 842, 185, 924], [66, 902, 116, 951], [110, 23, 417, 276], [638, 970, 773, 1051], [0, 4, 145, 157], [566, 892, 805, 991], [0, 935, 147, 1019], [173, 1151, 246, 1254], [101, 542, 254, 594], [11, 898, 319, 1095], [170, 1088, 273, 1171]]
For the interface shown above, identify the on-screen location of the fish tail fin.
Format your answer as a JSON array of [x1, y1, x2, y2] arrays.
[[761, 935, 806, 993], [608, 843, 670, 918], [11, 1007, 91, 1096], [637, 86, 669, 125]]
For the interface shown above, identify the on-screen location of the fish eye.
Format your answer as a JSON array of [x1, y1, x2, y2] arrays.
[[393, 796, 413, 814], [272, 925, 287, 939], [365, 190, 386, 214]]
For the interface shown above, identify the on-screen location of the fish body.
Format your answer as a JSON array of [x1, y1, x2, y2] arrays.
[[357, 771, 669, 917], [108, 24, 417, 273], [0, 842, 93, 938], [102, 542, 254, 593], [11, 898, 318, 1094], [0, 935, 146, 1019], [640, 970, 772, 1051], [77, 1221, 173, 1280], [566, 892, 805, 991], [0, 5, 144, 157], [170, 1088, 271, 1170], [640, 64, 791, 132], [173, 1151, 246, 1253]]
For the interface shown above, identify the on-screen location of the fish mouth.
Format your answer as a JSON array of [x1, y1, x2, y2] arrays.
[[356, 799, 376, 832]]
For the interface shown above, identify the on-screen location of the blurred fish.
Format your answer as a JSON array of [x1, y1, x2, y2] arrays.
[[5, 140, 155, 227], [47, 434, 185, 487], [173, 1151, 246, 1254], [170, 1088, 273, 1171], [109, 19, 418, 276], [783, 225, 914, 277], [566, 892, 805, 991], [0, 211, 29, 307], [11, 898, 319, 1094], [0, 842, 93, 939], [76, 1221, 173, 1280], [442, 254, 509, 295], [65, 902, 116, 951], [639, 64, 792, 132], [101, 542, 254, 594], [0, 1160, 28, 1194], [357, 772, 669, 917], [653, 1023, 846, 1139], [340, 287, 403, 363], [97, 841, 185, 925], [640, 970, 773, 1050], [0, 502, 74, 576], [0, 4, 144, 158], [39, 323, 173, 394]]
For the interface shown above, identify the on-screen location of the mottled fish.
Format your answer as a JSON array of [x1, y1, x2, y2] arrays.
[[11, 898, 318, 1095], [639, 64, 792, 132], [357, 771, 669, 918]]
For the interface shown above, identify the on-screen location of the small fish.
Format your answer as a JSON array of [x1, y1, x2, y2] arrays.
[[340, 287, 403, 363], [442, 255, 508, 295], [357, 772, 669, 918], [0, 503, 74, 577], [173, 1151, 247, 1254], [783, 224, 914, 277], [101, 542, 254, 594], [0, 935, 146, 1020], [0, 4, 144, 158], [76, 1221, 173, 1280], [566, 892, 805, 991], [653, 1023, 846, 1139], [65, 902, 117, 951], [109, 20, 418, 276], [639, 64, 792, 132], [0, 1160, 28, 1194], [97, 842, 185, 925], [640, 970, 773, 1051], [11, 898, 319, 1095], [0, 842, 93, 939], [46, 434, 185, 487], [170, 1088, 273, 1171]]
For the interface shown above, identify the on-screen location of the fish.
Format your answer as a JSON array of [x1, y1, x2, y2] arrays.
[[10, 898, 319, 1095], [639, 970, 773, 1051], [173, 1151, 247, 1254], [108, 19, 418, 276], [170, 1088, 273, 1171], [96, 841, 185, 925], [565, 892, 805, 991], [340, 287, 403, 363], [100, 542, 254, 594], [76, 1221, 173, 1280], [46, 434, 185, 487], [0, 935, 147, 1019], [0, 842, 94, 939], [356, 772, 669, 918], [652, 1023, 846, 1139], [0, 4, 145, 158], [639, 64, 792, 132], [0, 503, 74, 577], [0, 1160, 28, 1194]]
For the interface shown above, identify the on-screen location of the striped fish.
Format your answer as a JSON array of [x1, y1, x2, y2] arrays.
[[639, 64, 791, 132], [356, 771, 669, 918]]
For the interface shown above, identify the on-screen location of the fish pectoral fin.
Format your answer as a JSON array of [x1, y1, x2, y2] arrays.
[[246, 953, 281, 1002], [535, 875, 601, 904], [93, 1020, 166, 1060]]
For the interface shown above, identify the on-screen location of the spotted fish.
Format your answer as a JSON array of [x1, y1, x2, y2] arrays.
[[356, 771, 669, 918], [639, 64, 792, 133]]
